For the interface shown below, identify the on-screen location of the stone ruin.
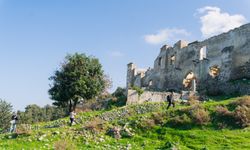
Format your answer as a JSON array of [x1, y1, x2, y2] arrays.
[[126, 23, 250, 104]]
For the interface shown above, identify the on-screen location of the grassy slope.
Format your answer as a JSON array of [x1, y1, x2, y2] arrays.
[[1, 96, 250, 150]]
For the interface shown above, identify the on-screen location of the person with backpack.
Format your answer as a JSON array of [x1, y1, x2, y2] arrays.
[[9, 112, 18, 133], [167, 92, 175, 109]]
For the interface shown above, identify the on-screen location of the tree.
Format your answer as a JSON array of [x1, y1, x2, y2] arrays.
[[18, 104, 68, 124], [111, 87, 127, 107], [112, 87, 126, 98], [22, 104, 43, 123], [48, 53, 106, 112], [0, 99, 13, 132]]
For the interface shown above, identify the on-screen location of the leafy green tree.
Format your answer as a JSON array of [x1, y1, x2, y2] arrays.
[[0, 99, 13, 132], [48, 53, 106, 111], [112, 87, 126, 98], [21, 104, 43, 123], [110, 87, 127, 107], [18, 104, 67, 124]]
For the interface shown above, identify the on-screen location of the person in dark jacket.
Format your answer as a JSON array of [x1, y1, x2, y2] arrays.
[[9, 112, 18, 133], [167, 92, 175, 109]]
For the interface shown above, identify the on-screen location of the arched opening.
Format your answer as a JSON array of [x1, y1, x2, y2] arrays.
[[209, 65, 220, 78], [183, 72, 196, 91]]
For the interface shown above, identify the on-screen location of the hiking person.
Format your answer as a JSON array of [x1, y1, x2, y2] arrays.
[[167, 92, 175, 109], [9, 112, 18, 133], [69, 110, 76, 126]]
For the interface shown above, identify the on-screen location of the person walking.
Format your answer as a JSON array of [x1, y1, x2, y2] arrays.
[[69, 110, 76, 126], [9, 112, 18, 133], [167, 92, 175, 109]]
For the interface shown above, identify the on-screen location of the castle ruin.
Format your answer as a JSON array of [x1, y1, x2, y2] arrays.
[[126, 23, 250, 104]]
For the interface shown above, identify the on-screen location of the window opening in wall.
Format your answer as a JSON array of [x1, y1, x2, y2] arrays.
[[170, 55, 176, 65], [199, 46, 207, 60], [158, 57, 162, 66], [209, 65, 220, 78], [183, 72, 196, 91], [149, 80, 153, 86]]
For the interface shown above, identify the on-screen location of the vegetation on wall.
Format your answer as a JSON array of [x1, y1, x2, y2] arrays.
[[132, 86, 144, 97]]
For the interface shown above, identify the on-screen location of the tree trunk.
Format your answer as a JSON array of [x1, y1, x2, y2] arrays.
[[73, 99, 78, 111], [69, 100, 72, 112]]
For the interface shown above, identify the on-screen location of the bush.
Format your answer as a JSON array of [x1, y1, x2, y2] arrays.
[[132, 86, 144, 97], [140, 118, 156, 129], [229, 96, 250, 109], [84, 117, 105, 133], [218, 96, 250, 128], [234, 105, 250, 128], [237, 96, 250, 106], [169, 114, 192, 127], [187, 96, 200, 106], [213, 106, 235, 128], [16, 124, 32, 135], [189, 105, 210, 125], [151, 112, 165, 125]]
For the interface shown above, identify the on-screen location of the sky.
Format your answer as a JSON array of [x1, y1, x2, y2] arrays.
[[0, 0, 249, 111]]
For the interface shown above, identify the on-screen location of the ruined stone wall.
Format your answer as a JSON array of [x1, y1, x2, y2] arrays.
[[126, 90, 181, 105], [127, 23, 250, 102]]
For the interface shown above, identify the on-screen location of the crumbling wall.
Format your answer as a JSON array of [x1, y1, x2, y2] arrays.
[[126, 90, 181, 105], [126, 23, 250, 104]]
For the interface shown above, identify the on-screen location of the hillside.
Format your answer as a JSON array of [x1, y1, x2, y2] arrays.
[[1, 96, 250, 150]]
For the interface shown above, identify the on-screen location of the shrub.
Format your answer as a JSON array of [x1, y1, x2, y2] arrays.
[[187, 96, 200, 106], [234, 105, 250, 128], [84, 117, 105, 133], [54, 140, 76, 150], [132, 86, 144, 97], [16, 124, 32, 135], [169, 114, 192, 127], [189, 105, 210, 125], [141, 118, 156, 129], [213, 106, 235, 128], [229, 96, 250, 109], [151, 112, 165, 125], [133, 117, 156, 130], [218, 96, 250, 128]]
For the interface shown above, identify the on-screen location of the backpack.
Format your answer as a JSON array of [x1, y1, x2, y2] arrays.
[[11, 115, 18, 121], [167, 95, 171, 102]]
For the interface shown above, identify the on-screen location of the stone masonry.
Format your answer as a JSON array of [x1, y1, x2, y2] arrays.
[[127, 23, 250, 104]]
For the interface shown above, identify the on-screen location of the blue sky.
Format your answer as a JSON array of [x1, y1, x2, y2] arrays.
[[0, 0, 249, 110]]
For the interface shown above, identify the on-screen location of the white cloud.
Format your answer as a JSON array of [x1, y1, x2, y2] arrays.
[[109, 51, 124, 57], [144, 28, 190, 45], [197, 6, 247, 38]]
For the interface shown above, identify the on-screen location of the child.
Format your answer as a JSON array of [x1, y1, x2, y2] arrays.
[[69, 110, 76, 126]]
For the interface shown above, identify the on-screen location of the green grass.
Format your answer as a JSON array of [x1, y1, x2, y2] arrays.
[[1, 96, 250, 150]]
